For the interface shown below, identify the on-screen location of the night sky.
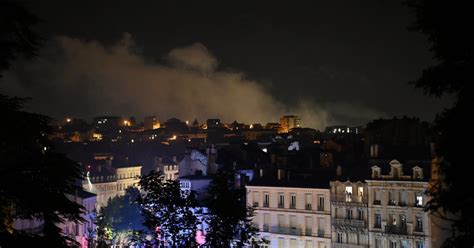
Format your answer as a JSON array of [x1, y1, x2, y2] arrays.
[[0, 0, 452, 129]]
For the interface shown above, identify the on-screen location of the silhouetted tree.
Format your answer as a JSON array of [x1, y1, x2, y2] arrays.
[[96, 187, 144, 247], [1, 1, 83, 247], [407, 0, 473, 246], [205, 170, 262, 247], [138, 171, 198, 247]]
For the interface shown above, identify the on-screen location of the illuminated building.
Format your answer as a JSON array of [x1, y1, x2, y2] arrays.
[[144, 116, 161, 130], [246, 184, 331, 248], [83, 163, 142, 207], [367, 160, 431, 248], [279, 115, 301, 133]]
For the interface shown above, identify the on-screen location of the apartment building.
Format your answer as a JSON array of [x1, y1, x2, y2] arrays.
[[367, 160, 430, 248], [246, 184, 331, 248]]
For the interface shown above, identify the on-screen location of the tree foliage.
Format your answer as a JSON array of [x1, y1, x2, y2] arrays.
[[96, 187, 144, 247], [138, 171, 198, 247], [205, 170, 262, 247], [407, 0, 473, 246]]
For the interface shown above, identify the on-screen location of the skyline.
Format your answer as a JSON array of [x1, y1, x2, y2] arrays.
[[0, 1, 453, 129]]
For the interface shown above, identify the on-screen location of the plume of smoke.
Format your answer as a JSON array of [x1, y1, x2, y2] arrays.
[[1, 33, 384, 129]]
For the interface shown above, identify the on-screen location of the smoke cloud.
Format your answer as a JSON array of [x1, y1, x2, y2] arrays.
[[0, 33, 385, 129]]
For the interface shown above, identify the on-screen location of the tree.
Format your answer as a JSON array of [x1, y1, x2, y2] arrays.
[[1, 1, 83, 247], [96, 187, 144, 247], [205, 170, 263, 247], [407, 0, 473, 246], [138, 171, 198, 247]]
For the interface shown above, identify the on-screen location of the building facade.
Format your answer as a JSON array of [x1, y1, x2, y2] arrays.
[[83, 165, 141, 207], [279, 115, 302, 133], [367, 160, 430, 248], [246, 185, 331, 248], [330, 180, 369, 248]]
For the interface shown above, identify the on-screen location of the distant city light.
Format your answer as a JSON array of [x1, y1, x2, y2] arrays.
[[131, 139, 135, 143], [66, 118, 71, 123], [250, 124, 253, 129], [186, 120, 189, 125]]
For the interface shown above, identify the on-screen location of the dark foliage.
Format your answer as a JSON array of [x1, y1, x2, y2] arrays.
[[138, 171, 198, 247], [205, 169, 262, 247], [407, 0, 473, 246]]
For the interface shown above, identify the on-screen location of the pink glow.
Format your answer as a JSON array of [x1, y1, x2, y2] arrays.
[[81, 236, 88, 248], [195, 230, 206, 245]]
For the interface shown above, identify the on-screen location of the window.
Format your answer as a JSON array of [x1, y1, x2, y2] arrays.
[[416, 216, 423, 232], [263, 214, 270, 231], [390, 240, 397, 248], [358, 209, 364, 220], [345, 186, 353, 201], [400, 214, 407, 227], [317, 217, 325, 237], [75, 224, 79, 236], [318, 195, 325, 211], [305, 216, 312, 235], [277, 214, 284, 227], [278, 193, 285, 208], [401, 240, 408, 248], [374, 190, 381, 205], [290, 215, 297, 229], [337, 233, 343, 243], [416, 241, 424, 248], [400, 191, 408, 206], [305, 193, 312, 210], [253, 192, 259, 207], [264, 192, 269, 207], [388, 191, 396, 205], [305, 240, 313, 248], [416, 194, 423, 207], [290, 194, 296, 209], [375, 239, 382, 248], [346, 209, 353, 219], [374, 213, 382, 228], [278, 237, 285, 248]]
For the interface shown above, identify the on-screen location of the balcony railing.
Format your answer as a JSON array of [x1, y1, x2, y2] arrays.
[[289, 204, 296, 209], [332, 243, 369, 248], [388, 200, 397, 206], [374, 223, 381, 229], [270, 226, 301, 236], [262, 225, 269, 232], [331, 195, 367, 204], [305, 204, 312, 210], [385, 225, 408, 235], [263, 202, 269, 207], [332, 218, 366, 228], [305, 229, 312, 236], [252, 202, 259, 207], [414, 226, 423, 232], [278, 203, 284, 208], [317, 205, 325, 211], [317, 229, 325, 237], [373, 200, 381, 205]]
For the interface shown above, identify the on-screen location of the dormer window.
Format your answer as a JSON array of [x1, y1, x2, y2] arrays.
[[371, 166, 381, 179], [389, 160, 403, 179], [413, 166, 423, 180]]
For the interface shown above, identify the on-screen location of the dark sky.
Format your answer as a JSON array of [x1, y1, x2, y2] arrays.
[[1, 0, 452, 129]]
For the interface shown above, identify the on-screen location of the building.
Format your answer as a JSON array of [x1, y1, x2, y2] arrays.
[[246, 185, 331, 248], [83, 164, 142, 207], [279, 115, 302, 133], [206, 118, 221, 129], [330, 180, 369, 248], [14, 186, 97, 247], [144, 116, 161, 130], [367, 160, 430, 248]]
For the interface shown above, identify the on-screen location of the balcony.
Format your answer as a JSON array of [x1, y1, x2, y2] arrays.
[[278, 203, 284, 208], [374, 223, 381, 229], [332, 243, 369, 248], [385, 225, 408, 235], [305, 229, 312, 236], [414, 226, 423, 233], [252, 202, 259, 207], [317, 229, 325, 237], [270, 226, 302, 236], [262, 225, 269, 232], [305, 204, 312, 210], [263, 202, 269, 208], [373, 200, 381, 205], [332, 218, 366, 228], [331, 195, 367, 205], [289, 204, 296, 209], [388, 200, 397, 206], [317, 205, 325, 211]]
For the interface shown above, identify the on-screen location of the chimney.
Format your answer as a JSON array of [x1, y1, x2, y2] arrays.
[[336, 165, 342, 177], [173, 156, 177, 163]]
